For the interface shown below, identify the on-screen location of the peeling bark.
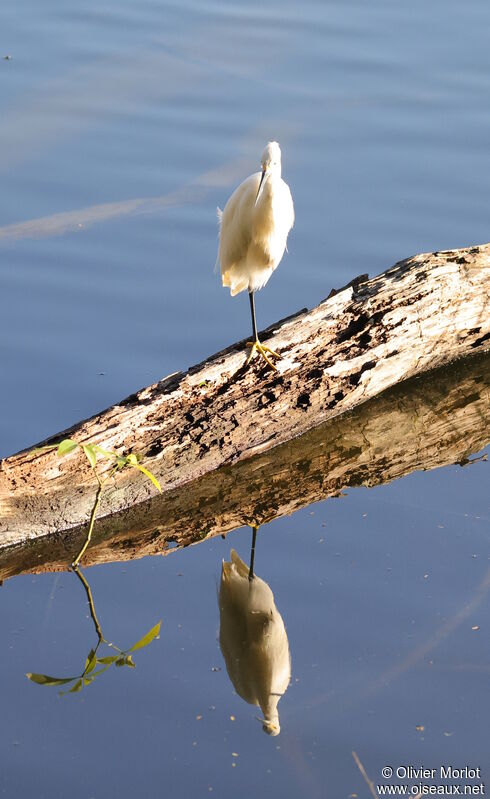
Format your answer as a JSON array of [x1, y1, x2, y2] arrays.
[[0, 243, 489, 568]]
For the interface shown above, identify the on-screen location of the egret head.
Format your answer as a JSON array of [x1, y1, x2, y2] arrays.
[[260, 141, 281, 173], [255, 142, 282, 206]]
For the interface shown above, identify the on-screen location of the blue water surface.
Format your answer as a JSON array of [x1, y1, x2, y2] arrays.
[[1, 0, 489, 796]]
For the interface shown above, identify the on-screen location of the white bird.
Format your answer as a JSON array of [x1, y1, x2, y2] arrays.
[[217, 141, 294, 370], [219, 537, 291, 735]]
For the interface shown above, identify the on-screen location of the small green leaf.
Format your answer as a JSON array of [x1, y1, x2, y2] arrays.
[[26, 673, 73, 686], [68, 679, 83, 693], [89, 665, 111, 677], [84, 649, 97, 675], [92, 444, 117, 459], [57, 438, 78, 457], [126, 453, 139, 466], [129, 621, 161, 652], [97, 655, 119, 665], [115, 657, 126, 667], [82, 444, 97, 469], [130, 463, 162, 493]]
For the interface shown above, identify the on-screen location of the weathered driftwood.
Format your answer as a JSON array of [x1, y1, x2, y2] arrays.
[[0, 243, 489, 564], [0, 350, 488, 580]]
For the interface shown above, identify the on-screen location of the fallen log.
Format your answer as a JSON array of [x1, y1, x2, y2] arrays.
[[1, 243, 489, 565]]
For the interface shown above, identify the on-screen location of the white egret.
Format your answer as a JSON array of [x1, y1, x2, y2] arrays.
[[219, 529, 291, 735], [217, 142, 294, 370]]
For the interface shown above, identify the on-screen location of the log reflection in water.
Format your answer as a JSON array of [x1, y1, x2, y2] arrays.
[[0, 352, 488, 580]]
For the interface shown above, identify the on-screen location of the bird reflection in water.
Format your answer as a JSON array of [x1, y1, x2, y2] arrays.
[[219, 526, 291, 735], [26, 567, 161, 694]]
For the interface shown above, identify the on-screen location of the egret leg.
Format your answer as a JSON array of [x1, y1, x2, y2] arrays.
[[249, 525, 258, 581], [246, 292, 280, 370], [250, 290, 258, 342]]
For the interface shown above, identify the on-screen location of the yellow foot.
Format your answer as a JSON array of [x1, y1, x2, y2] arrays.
[[246, 340, 280, 371]]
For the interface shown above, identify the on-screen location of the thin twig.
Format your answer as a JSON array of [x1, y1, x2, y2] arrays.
[[352, 752, 422, 799], [352, 751, 377, 799]]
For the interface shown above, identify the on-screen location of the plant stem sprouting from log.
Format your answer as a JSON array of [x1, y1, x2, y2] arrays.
[[32, 438, 162, 567], [72, 475, 103, 568]]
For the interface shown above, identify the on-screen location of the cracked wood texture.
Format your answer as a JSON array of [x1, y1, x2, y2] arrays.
[[0, 243, 489, 563]]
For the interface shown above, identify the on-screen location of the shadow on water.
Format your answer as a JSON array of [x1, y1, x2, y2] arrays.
[[0, 351, 487, 580], [219, 526, 291, 736], [26, 566, 161, 695]]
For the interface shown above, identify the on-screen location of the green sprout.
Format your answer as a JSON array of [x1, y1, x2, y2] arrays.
[[26, 566, 161, 695], [36, 438, 161, 567]]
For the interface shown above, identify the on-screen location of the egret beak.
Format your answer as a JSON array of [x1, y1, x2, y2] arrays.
[[254, 169, 268, 206]]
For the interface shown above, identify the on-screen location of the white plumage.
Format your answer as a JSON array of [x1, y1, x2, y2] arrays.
[[216, 142, 294, 369], [219, 549, 291, 735], [218, 141, 294, 295]]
